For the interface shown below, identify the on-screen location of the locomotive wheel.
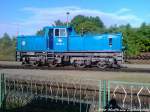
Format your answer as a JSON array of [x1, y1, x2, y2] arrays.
[[74, 61, 86, 68], [32, 62, 41, 67], [22, 61, 30, 66], [22, 61, 25, 65], [48, 61, 58, 68], [75, 63, 86, 68], [97, 61, 107, 69]]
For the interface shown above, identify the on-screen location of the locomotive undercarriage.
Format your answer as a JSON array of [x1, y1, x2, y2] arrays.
[[16, 52, 122, 69]]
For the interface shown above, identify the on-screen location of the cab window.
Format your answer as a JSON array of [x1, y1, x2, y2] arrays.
[[109, 38, 112, 46], [60, 29, 66, 37], [54, 28, 67, 37], [55, 29, 59, 36]]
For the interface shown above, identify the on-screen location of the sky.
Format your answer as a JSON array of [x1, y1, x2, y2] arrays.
[[0, 0, 150, 37]]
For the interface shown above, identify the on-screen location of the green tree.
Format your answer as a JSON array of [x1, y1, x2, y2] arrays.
[[71, 15, 105, 34], [0, 33, 12, 48], [108, 23, 150, 56], [53, 20, 67, 26], [107, 24, 118, 33], [36, 29, 44, 36], [0, 33, 16, 60]]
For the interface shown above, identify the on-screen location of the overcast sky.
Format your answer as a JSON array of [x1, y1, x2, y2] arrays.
[[0, 0, 150, 37]]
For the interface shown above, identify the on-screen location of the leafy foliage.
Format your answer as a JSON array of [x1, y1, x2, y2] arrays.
[[71, 15, 105, 34], [0, 33, 16, 60], [107, 23, 150, 56], [53, 20, 67, 26], [36, 29, 45, 36]]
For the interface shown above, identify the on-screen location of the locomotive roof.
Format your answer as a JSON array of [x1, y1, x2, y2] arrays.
[[44, 26, 71, 29], [43, 26, 122, 36]]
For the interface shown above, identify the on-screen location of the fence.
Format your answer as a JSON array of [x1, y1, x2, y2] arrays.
[[108, 81, 150, 111], [0, 73, 150, 112]]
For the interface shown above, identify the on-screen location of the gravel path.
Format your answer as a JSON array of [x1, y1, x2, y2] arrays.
[[0, 69, 150, 83], [124, 64, 150, 69]]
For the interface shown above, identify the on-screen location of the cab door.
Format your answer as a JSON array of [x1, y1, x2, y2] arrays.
[[54, 28, 68, 52], [48, 29, 53, 49]]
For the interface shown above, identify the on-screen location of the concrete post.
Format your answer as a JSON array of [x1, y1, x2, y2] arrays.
[[0, 73, 6, 110]]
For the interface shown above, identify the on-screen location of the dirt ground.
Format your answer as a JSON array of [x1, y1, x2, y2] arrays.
[[0, 68, 150, 83], [0, 61, 150, 69], [0, 61, 150, 84]]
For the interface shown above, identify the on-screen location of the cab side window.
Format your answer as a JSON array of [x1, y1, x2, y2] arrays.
[[54, 28, 67, 37], [60, 29, 66, 37], [55, 29, 59, 37], [109, 38, 112, 46]]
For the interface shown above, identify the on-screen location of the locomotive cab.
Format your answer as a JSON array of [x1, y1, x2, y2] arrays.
[[44, 26, 74, 52]]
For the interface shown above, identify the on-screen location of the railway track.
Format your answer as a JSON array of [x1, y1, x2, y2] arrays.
[[0, 64, 150, 73]]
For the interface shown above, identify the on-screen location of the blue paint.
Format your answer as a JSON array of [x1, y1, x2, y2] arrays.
[[17, 36, 47, 51], [16, 26, 123, 53]]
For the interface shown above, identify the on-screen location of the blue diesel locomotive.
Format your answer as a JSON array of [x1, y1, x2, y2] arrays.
[[16, 26, 123, 68]]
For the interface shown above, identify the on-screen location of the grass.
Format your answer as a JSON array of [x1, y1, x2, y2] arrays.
[[113, 75, 150, 83], [0, 55, 15, 61]]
